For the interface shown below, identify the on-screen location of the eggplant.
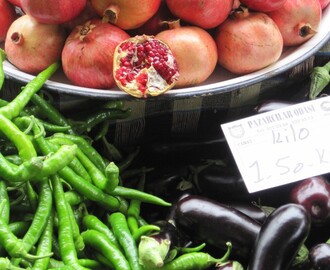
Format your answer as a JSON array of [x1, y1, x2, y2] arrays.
[[212, 261, 244, 270], [195, 162, 251, 202], [226, 202, 271, 224], [195, 161, 295, 206], [138, 164, 196, 223], [173, 195, 261, 260], [247, 203, 311, 270], [308, 242, 330, 269], [290, 175, 330, 224], [139, 136, 230, 166], [138, 220, 189, 269]]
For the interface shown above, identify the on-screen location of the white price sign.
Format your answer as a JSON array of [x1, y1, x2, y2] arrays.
[[221, 96, 330, 193]]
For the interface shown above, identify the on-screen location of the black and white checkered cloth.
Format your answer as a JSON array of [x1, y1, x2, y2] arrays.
[[2, 41, 330, 147]]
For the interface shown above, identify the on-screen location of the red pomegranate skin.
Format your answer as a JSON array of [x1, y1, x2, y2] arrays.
[[90, 0, 161, 30], [0, 0, 17, 41], [6, 0, 22, 7], [239, 0, 287, 12], [215, 10, 283, 75], [267, 0, 322, 46], [61, 19, 130, 89], [5, 14, 67, 74], [20, 0, 87, 24], [318, 0, 330, 9], [166, 0, 234, 29], [156, 22, 218, 88]]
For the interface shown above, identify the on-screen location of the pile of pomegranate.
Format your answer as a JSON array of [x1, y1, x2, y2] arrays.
[[0, 0, 329, 98]]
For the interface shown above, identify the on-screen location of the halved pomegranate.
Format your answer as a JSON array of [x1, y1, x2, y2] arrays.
[[113, 35, 179, 98]]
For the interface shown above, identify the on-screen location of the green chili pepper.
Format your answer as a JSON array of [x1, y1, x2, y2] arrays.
[[76, 258, 103, 269], [0, 221, 30, 257], [0, 215, 53, 261], [65, 201, 85, 252], [132, 224, 160, 242], [48, 258, 103, 269], [0, 180, 10, 223], [0, 144, 77, 183], [31, 211, 54, 270], [101, 136, 123, 161], [9, 221, 31, 237], [45, 138, 92, 182], [38, 119, 71, 134], [35, 144, 78, 180], [30, 92, 74, 134], [118, 146, 140, 172], [110, 185, 171, 207], [51, 133, 107, 172], [25, 181, 38, 211], [94, 121, 111, 142], [0, 153, 43, 182], [0, 257, 27, 270], [71, 108, 131, 135], [3, 154, 22, 165], [105, 162, 120, 191], [51, 174, 88, 270], [108, 212, 143, 270], [82, 214, 120, 249], [22, 181, 53, 252], [81, 229, 131, 270], [0, 113, 37, 160], [0, 62, 59, 120], [127, 171, 145, 235], [0, 48, 6, 90], [158, 244, 232, 270], [64, 191, 84, 206], [33, 127, 121, 211], [176, 243, 207, 254]]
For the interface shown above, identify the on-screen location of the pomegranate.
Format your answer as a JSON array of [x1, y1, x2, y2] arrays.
[[62, 0, 99, 32], [62, 19, 130, 89], [20, 0, 87, 24], [233, 0, 242, 9], [5, 14, 67, 74], [318, 0, 330, 9], [113, 35, 179, 98], [156, 20, 218, 88], [90, 0, 161, 30], [6, 0, 21, 7], [267, 0, 322, 47], [215, 8, 283, 75], [133, 0, 174, 36], [239, 0, 287, 12], [166, 0, 234, 29], [0, 0, 17, 42]]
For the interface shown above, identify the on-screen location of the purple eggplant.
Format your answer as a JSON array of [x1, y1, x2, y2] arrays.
[[138, 220, 189, 269], [213, 261, 244, 270], [226, 202, 271, 224], [194, 162, 251, 202], [248, 204, 311, 270], [308, 242, 330, 269], [173, 195, 261, 260], [290, 175, 330, 224]]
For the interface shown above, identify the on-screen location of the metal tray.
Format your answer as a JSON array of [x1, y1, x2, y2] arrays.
[[3, 5, 330, 100]]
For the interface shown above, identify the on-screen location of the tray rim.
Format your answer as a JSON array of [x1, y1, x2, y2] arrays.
[[3, 5, 330, 100]]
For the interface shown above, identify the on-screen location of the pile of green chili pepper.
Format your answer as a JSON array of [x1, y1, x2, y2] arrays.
[[0, 50, 234, 269]]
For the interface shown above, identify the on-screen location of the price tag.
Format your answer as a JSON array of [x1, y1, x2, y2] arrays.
[[221, 96, 330, 193]]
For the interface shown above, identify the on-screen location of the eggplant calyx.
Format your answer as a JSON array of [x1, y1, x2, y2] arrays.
[[138, 235, 171, 268]]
